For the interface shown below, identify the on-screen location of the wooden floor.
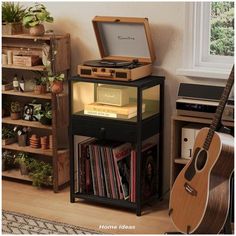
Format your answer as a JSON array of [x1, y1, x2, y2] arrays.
[[2, 180, 176, 234]]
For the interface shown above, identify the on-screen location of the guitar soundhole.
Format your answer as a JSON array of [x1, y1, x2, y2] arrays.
[[196, 149, 207, 171]]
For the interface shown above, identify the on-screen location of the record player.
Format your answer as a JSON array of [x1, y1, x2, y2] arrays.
[[78, 16, 156, 81]]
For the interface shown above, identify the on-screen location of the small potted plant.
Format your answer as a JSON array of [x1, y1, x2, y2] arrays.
[[2, 151, 15, 171], [14, 126, 31, 147], [34, 77, 47, 94], [48, 73, 64, 94], [2, 2, 26, 35], [28, 160, 53, 188], [10, 101, 22, 120], [2, 126, 16, 145], [40, 102, 52, 125], [22, 3, 53, 36], [14, 152, 30, 175]]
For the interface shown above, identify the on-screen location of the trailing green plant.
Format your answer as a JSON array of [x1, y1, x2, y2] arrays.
[[22, 3, 53, 28], [26, 158, 38, 172], [2, 2, 26, 23], [14, 152, 30, 166], [2, 126, 15, 139], [28, 160, 53, 187], [48, 73, 64, 83], [10, 101, 21, 113]]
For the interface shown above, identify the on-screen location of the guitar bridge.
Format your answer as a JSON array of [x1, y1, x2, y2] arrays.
[[184, 182, 197, 196]]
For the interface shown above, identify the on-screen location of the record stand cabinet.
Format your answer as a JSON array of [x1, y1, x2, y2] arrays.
[[69, 75, 164, 216], [2, 33, 70, 192]]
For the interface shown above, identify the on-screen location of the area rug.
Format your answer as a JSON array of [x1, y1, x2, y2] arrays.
[[2, 210, 101, 234]]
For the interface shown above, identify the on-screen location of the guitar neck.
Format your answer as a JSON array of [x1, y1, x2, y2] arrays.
[[203, 66, 234, 150]]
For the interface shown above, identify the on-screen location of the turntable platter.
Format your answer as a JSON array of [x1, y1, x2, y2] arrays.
[[83, 59, 133, 68]]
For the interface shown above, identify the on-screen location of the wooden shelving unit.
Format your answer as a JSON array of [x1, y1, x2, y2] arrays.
[[170, 115, 234, 186], [2, 33, 71, 192]]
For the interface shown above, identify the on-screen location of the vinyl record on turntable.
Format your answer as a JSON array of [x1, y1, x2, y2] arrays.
[[83, 60, 134, 68]]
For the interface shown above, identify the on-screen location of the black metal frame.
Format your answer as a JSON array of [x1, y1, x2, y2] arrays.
[[69, 75, 165, 216]]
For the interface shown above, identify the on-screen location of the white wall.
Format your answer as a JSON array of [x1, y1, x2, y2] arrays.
[[24, 2, 227, 194]]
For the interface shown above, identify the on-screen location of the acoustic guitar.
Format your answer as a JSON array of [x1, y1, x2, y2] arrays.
[[169, 66, 234, 234]]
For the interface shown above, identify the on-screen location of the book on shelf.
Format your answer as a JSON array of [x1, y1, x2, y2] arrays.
[[75, 134, 159, 202], [84, 102, 145, 119]]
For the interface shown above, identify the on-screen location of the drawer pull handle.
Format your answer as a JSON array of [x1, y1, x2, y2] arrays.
[[99, 127, 106, 138]]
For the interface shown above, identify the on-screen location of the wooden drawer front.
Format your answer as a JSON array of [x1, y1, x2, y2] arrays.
[[71, 116, 137, 142]]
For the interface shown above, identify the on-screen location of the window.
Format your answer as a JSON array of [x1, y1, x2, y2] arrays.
[[177, 2, 234, 79], [210, 2, 234, 57]]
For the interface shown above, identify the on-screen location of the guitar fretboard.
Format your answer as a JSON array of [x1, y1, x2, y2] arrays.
[[203, 66, 234, 150]]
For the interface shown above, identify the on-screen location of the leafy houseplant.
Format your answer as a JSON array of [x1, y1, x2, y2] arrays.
[[40, 102, 52, 125], [14, 152, 30, 175], [28, 159, 53, 187], [2, 2, 26, 35], [2, 127, 16, 145], [22, 3, 53, 36], [10, 101, 21, 120], [2, 150, 15, 171], [48, 73, 64, 94], [34, 76, 48, 94]]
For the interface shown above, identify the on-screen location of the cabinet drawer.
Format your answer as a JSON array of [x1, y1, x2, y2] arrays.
[[71, 116, 137, 142]]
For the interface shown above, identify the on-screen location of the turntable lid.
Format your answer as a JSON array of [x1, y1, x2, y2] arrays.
[[92, 16, 156, 63]]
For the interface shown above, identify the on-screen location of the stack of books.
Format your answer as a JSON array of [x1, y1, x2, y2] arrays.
[[84, 102, 145, 119]]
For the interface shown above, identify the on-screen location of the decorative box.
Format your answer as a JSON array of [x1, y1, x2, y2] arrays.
[[13, 55, 41, 67], [97, 85, 129, 106]]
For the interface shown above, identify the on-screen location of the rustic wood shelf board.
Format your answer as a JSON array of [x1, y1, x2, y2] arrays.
[[2, 90, 51, 99], [2, 143, 53, 156], [2, 34, 68, 40], [3, 64, 46, 71], [2, 117, 52, 130], [2, 169, 31, 182]]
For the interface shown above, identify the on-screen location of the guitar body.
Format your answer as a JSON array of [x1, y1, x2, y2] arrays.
[[169, 127, 234, 234]]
